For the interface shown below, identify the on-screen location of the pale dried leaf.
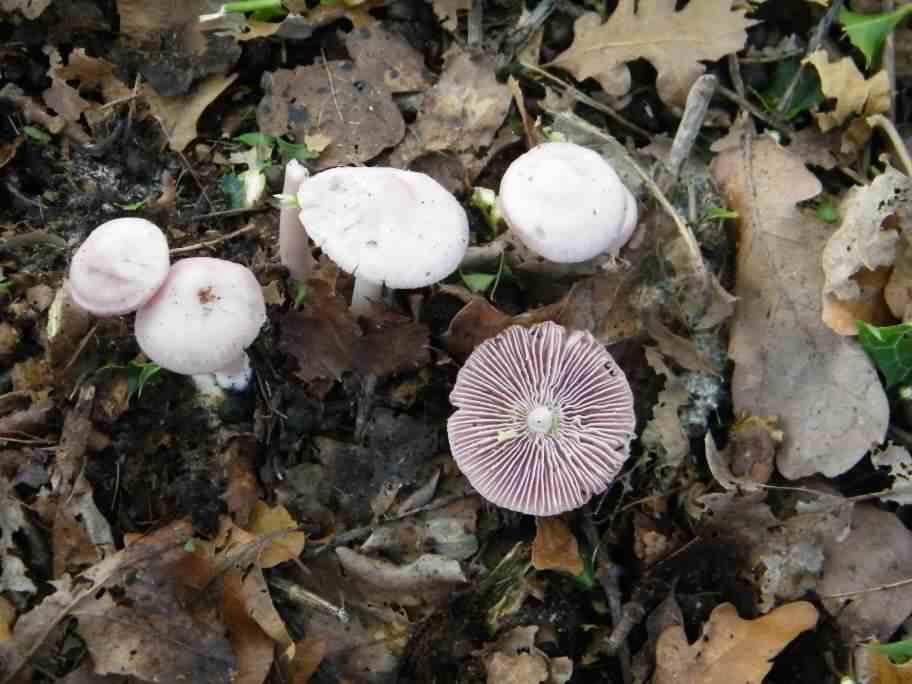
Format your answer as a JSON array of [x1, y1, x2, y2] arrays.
[[712, 136, 888, 479], [641, 348, 690, 474], [531, 517, 583, 576], [655, 601, 818, 684], [247, 500, 307, 568], [551, 0, 757, 106], [822, 267, 894, 335], [430, 0, 471, 32], [345, 26, 433, 94], [145, 73, 238, 152], [870, 444, 912, 505], [805, 51, 891, 132], [886, 235, 912, 319], [822, 167, 910, 300], [335, 548, 467, 606], [485, 652, 548, 684], [820, 505, 912, 644], [0, 0, 52, 19]]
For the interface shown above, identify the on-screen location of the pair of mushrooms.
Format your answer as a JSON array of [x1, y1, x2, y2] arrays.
[[281, 142, 638, 516], [68, 218, 265, 390], [280, 142, 640, 313]]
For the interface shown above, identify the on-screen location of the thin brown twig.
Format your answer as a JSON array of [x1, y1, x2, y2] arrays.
[[169, 222, 268, 255], [175, 148, 213, 211], [820, 575, 912, 599], [321, 48, 344, 123], [716, 84, 794, 137]]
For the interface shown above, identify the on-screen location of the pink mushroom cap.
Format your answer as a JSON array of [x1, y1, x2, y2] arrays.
[[447, 321, 635, 516], [68, 218, 170, 316], [134, 257, 266, 377]]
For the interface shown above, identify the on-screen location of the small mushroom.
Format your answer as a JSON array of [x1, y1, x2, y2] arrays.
[[498, 142, 637, 263], [68, 218, 170, 316], [447, 321, 635, 516], [134, 257, 266, 391], [297, 166, 469, 313], [279, 159, 313, 281]]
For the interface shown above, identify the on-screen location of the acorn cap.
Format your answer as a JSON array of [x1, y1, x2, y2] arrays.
[[447, 321, 636, 515]]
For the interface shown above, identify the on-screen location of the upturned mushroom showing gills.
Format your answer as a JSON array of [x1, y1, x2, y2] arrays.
[[134, 258, 266, 392], [447, 321, 635, 516], [498, 142, 638, 263], [68, 218, 171, 317], [296, 166, 469, 314]]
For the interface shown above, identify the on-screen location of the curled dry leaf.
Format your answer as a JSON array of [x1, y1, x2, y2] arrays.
[[257, 61, 404, 170], [531, 517, 583, 576], [822, 266, 894, 335], [712, 136, 888, 479], [550, 0, 757, 106], [335, 548, 467, 606], [820, 504, 912, 644], [887, 235, 912, 319], [804, 51, 891, 132], [822, 167, 910, 301], [655, 601, 818, 684], [246, 500, 307, 569], [144, 73, 238, 152]]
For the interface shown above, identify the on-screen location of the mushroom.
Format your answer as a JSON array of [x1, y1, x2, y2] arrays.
[[447, 321, 635, 516], [279, 160, 313, 281], [296, 166, 469, 314], [134, 257, 266, 391], [498, 142, 637, 263], [68, 217, 170, 316]]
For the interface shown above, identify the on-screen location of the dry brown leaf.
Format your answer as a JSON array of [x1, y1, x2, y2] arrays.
[[390, 47, 512, 184], [431, 0, 471, 32], [531, 517, 583, 576], [805, 51, 891, 132], [44, 48, 131, 124], [820, 505, 912, 644], [144, 73, 238, 152], [855, 644, 912, 684], [712, 136, 888, 479], [822, 266, 894, 335], [443, 296, 564, 359], [335, 548, 467, 606], [223, 571, 275, 684], [247, 500, 307, 568], [822, 167, 910, 300], [0, 596, 15, 642], [642, 348, 690, 475], [288, 637, 327, 683], [655, 601, 818, 684], [886, 235, 912, 319], [1, 0, 51, 17], [485, 653, 548, 684], [551, 0, 757, 106], [871, 443, 912, 505], [257, 61, 404, 170], [345, 26, 433, 94]]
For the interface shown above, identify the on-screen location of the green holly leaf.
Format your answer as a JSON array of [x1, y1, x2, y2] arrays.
[[461, 271, 497, 294], [814, 196, 839, 224], [756, 58, 824, 120], [839, 5, 912, 70], [23, 126, 51, 143], [276, 137, 320, 161], [857, 321, 912, 388], [234, 131, 275, 148]]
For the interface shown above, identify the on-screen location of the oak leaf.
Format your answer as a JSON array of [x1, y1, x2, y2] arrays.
[[655, 601, 818, 684], [805, 51, 890, 132], [551, 0, 757, 106]]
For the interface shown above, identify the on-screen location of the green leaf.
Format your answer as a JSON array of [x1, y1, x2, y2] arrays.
[[839, 5, 912, 70], [223, 0, 284, 13], [115, 199, 148, 211], [126, 361, 161, 399], [857, 321, 912, 388], [290, 281, 309, 308], [869, 638, 912, 664], [0, 278, 10, 295], [461, 271, 497, 293], [234, 131, 275, 148], [23, 126, 51, 143], [276, 137, 320, 161], [757, 58, 825, 120], [221, 174, 245, 209], [702, 206, 739, 221], [814, 196, 839, 224]]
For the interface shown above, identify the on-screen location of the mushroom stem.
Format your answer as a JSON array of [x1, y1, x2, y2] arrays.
[[351, 277, 383, 316], [212, 353, 253, 391], [280, 160, 313, 281]]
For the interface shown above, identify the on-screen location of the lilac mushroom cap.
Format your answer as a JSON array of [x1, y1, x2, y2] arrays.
[[134, 257, 266, 389], [68, 218, 170, 316], [498, 142, 637, 263], [447, 321, 635, 516]]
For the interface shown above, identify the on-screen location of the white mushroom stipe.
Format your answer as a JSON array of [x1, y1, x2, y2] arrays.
[[447, 321, 636, 516], [212, 353, 254, 392], [68, 218, 170, 317], [296, 166, 469, 312], [279, 160, 312, 281], [498, 142, 637, 263]]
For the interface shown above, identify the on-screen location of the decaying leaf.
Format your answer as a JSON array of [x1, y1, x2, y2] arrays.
[[820, 504, 912, 644], [641, 348, 690, 476], [822, 266, 894, 335], [1, 0, 52, 19], [335, 548, 467, 606], [483, 626, 573, 684], [257, 61, 405, 170], [345, 26, 433, 94], [805, 51, 891, 132], [871, 443, 912, 505], [822, 167, 911, 300], [43, 48, 131, 124], [551, 0, 757, 106], [0, 477, 37, 595], [430, 0, 471, 31], [886, 235, 912, 319], [655, 601, 818, 684], [246, 500, 307, 568], [144, 73, 238, 152], [531, 517, 583, 576], [712, 136, 888, 479]]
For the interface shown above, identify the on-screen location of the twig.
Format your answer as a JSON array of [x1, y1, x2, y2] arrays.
[[174, 205, 271, 224], [169, 222, 268, 255], [304, 490, 478, 558], [716, 84, 794, 138], [727, 54, 746, 99], [868, 114, 912, 176], [517, 62, 652, 140], [61, 322, 99, 375], [666, 75, 717, 181], [467, 0, 484, 50], [321, 49, 344, 124], [778, 0, 845, 116], [175, 148, 213, 211], [820, 575, 912, 599], [597, 561, 634, 684]]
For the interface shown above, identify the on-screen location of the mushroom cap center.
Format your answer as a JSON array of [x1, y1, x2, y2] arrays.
[[526, 405, 555, 434]]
